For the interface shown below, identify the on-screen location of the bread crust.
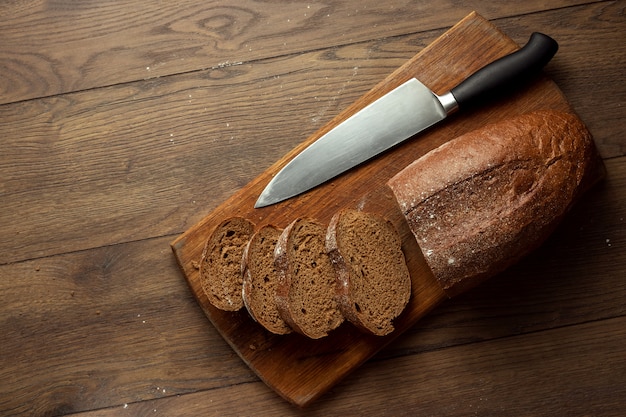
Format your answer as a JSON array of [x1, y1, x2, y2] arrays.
[[273, 220, 301, 333], [325, 212, 359, 328], [388, 110, 604, 296]]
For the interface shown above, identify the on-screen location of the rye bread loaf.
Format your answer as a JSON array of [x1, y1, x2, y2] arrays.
[[200, 217, 255, 311], [387, 110, 603, 296], [326, 209, 411, 336], [274, 218, 344, 339], [241, 225, 292, 335]]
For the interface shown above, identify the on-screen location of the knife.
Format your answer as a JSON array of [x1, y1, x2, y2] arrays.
[[255, 32, 558, 208]]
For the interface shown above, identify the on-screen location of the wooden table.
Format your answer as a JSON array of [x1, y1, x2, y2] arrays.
[[1, 1, 624, 415]]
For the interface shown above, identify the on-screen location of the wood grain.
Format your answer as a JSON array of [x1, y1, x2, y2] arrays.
[[71, 317, 626, 416], [0, 0, 596, 104], [170, 13, 601, 407], [0, 1, 624, 415], [0, 236, 256, 416]]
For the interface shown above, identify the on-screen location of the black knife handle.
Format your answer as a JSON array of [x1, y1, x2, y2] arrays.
[[450, 32, 558, 108]]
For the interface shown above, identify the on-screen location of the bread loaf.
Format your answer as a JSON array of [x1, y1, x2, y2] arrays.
[[327, 209, 411, 336], [388, 110, 603, 296], [242, 225, 292, 335], [274, 218, 344, 339], [200, 217, 255, 311]]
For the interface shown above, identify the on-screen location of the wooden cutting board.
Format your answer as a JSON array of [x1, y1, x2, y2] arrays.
[[171, 12, 573, 407]]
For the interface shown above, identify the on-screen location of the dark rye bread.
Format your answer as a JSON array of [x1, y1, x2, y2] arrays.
[[200, 217, 255, 311], [388, 110, 604, 296], [274, 218, 344, 339], [326, 209, 411, 336], [241, 225, 292, 335]]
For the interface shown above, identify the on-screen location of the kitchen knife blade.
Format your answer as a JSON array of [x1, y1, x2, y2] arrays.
[[255, 32, 558, 208]]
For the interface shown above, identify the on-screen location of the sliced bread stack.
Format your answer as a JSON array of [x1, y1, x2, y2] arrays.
[[201, 210, 409, 338]]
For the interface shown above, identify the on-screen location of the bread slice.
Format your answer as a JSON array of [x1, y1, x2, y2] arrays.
[[388, 110, 604, 296], [242, 225, 292, 335], [274, 218, 344, 339], [326, 209, 411, 336], [200, 217, 255, 311]]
